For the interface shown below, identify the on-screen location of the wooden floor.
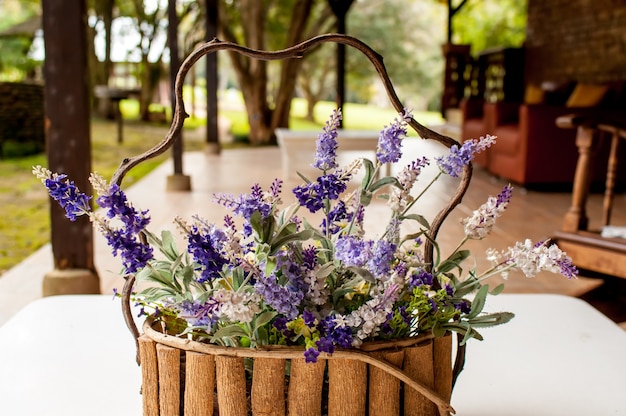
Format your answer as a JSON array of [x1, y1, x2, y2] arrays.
[[1, 136, 625, 324]]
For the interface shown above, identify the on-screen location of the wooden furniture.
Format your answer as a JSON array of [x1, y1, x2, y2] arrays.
[[485, 102, 584, 188], [275, 128, 390, 179], [1, 294, 625, 415], [552, 114, 626, 278]]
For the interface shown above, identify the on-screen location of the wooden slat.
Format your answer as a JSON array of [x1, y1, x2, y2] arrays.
[[327, 358, 367, 416], [215, 355, 248, 416], [403, 342, 437, 416], [138, 336, 159, 416], [184, 351, 215, 416], [368, 350, 405, 416], [157, 343, 181, 415], [433, 335, 453, 403], [287, 358, 326, 416], [251, 357, 286, 416]]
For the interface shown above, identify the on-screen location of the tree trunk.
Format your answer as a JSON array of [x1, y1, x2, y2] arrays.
[[271, 0, 315, 133]]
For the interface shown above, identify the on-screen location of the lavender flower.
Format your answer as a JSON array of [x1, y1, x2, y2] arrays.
[[312, 109, 342, 171], [213, 183, 272, 221], [293, 173, 348, 213], [488, 238, 578, 279], [255, 274, 304, 319], [186, 223, 229, 283], [96, 183, 150, 234], [93, 216, 153, 274], [33, 166, 91, 221], [376, 109, 412, 164], [436, 134, 496, 177], [335, 236, 373, 267], [463, 184, 513, 239], [388, 157, 430, 213], [367, 240, 397, 276]]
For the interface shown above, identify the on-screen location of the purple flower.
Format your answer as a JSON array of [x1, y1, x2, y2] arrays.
[[316, 337, 335, 354], [408, 269, 433, 289], [302, 246, 317, 270], [177, 299, 219, 327], [254, 272, 304, 319], [293, 173, 348, 213], [335, 236, 373, 267], [303, 310, 316, 326], [43, 174, 91, 221], [213, 184, 272, 221], [187, 224, 229, 283], [304, 347, 320, 363], [100, 227, 153, 274], [312, 109, 342, 171], [436, 134, 496, 177], [97, 184, 150, 234], [367, 240, 397, 276], [376, 109, 411, 164], [321, 200, 350, 234], [321, 316, 353, 348]]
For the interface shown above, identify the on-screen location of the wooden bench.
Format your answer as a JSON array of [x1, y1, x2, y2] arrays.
[[552, 114, 626, 279], [275, 128, 390, 179]]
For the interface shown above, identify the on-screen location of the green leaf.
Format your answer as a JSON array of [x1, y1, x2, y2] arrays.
[[296, 171, 312, 183], [467, 284, 489, 319], [437, 250, 470, 274], [361, 158, 375, 189], [211, 324, 249, 341], [347, 266, 376, 283], [252, 311, 277, 333], [332, 287, 355, 305], [490, 283, 506, 295], [160, 230, 179, 261], [401, 213, 431, 229], [468, 312, 515, 327], [368, 176, 401, 192], [270, 229, 315, 254]]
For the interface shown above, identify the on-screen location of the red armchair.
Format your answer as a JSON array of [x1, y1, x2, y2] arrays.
[[484, 102, 583, 188]]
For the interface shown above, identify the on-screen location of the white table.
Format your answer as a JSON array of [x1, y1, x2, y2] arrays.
[[0, 295, 142, 416], [451, 293, 626, 415], [275, 128, 390, 179], [0, 294, 624, 415]]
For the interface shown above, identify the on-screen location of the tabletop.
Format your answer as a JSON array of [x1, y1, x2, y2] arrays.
[[0, 293, 624, 415]]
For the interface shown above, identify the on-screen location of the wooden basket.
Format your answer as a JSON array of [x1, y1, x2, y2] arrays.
[[114, 33, 471, 416], [138, 319, 455, 416]]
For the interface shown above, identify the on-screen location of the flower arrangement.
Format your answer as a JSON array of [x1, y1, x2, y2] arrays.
[[33, 108, 577, 363]]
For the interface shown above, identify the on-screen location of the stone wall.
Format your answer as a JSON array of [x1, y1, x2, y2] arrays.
[[525, 0, 626, 84], [0, 82, 45, 158]]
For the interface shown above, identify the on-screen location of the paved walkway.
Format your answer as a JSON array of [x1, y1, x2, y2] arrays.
[[0, 137, 606, 325]]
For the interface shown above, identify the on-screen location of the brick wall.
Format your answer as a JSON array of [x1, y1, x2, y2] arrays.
[[0, 82, 45, 158], [525, 0, 626, 84]]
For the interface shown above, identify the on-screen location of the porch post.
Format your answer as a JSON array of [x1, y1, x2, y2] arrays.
[[166, 0, 192, 191], [41, 0, 99, 295], [205, 0, 220, 154]]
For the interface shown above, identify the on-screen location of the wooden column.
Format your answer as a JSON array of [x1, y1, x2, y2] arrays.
[[166, 0, 192, 191], [328, 0, 354, 128], [41, 0, 99, 295], [205, 0, 220, 154]]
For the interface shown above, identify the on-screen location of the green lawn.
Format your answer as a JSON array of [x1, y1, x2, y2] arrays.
[[0, 99, 443, 276]]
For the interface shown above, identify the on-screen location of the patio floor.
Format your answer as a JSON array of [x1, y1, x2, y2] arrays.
[[1, 136, 624, 325]]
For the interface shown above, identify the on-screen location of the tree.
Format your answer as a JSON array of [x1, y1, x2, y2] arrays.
[[452, 0, 527, 53], [217, 0, 334, 145], [0, 0, 41, 81], [297, 0, 448, 117]]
